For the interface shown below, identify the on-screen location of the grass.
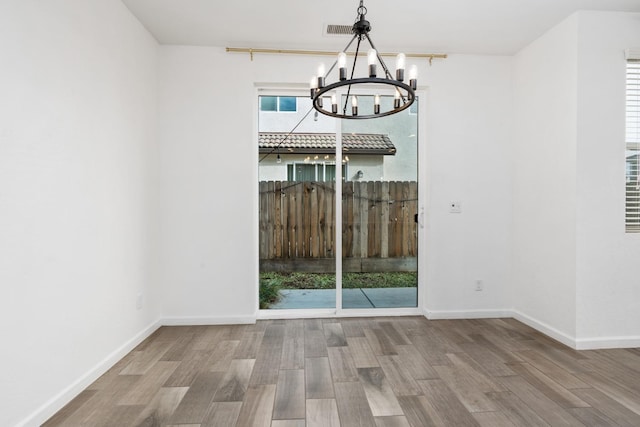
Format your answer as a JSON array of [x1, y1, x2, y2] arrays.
[[259, 271, 417, 308]]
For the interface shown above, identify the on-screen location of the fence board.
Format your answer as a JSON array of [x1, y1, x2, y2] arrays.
[[259, 181, 417, 268]]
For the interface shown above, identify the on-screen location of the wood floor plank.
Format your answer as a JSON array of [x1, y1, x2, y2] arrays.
[[213, 359, 256, 402], [394, 345, 439, 380], [234, 331, 265, 359], [432, 363, 498, 412], [472, 411, 518, 427], [235, 384, 276, 427], [341, 318, 367, 337], [324, 322, 348, 347], [358, 367, 404, 417], [334, 381, 377, 427], [249, 343, 282, 386], [567, 407, 619, 427], [164, 350, 212, 387], [118, 361, 180, 405], [41, 389, 98, 426], [486, 391, 550, 427], [498, 375, 586, 426], [169, 371, 225, 424], [207, 340, 240, 372], [305, 330, 328, 358], [374, 415, 411, 427], [575, 370, 640, 414], [379, 322, 410, 345], [306, 399, 340, 427], [458, 342, 516, 377], [417, 379, 481, 427], [96, 404, 145, 427], [305, 357, 334, 399], [513, 349, 589, 389], [506, 362, 589, 408], [376, 355, 422, 396], [280, 323, 304, 370], [327, 346, 359, 382], [572, 383, 640, 425], [57, 375, 140, 425], [397, 395, 445, 427], [119, 341, 172, 375], [364, 328, 398, 356], [346, 336, 380, 368], [270, 420, 306, 427], [273, 369, 306, 420], [202, 401, 243, 427], [132, 386, 189, 426]]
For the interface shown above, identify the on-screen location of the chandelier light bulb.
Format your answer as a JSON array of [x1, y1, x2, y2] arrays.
[[396, 53, 406, 81], [368, 49, 377, 77], [352, 96, 358, 116], [409, 64, 418, 90], [331, 93, 338, 114], [338, 52, 347, 80], [394, 90, 401, 108], [317, 63, 326, 88], [374, 94, 381, 114], [310, 76, 318, 98]]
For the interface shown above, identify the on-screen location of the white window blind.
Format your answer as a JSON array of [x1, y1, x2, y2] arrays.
[[626, 59, 640, 232]]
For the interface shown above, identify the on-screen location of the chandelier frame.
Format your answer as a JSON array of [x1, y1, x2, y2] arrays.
[[310, 1, 417, 120]]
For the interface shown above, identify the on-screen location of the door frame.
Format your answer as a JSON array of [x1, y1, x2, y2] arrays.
[[255, 84, 428, 319]]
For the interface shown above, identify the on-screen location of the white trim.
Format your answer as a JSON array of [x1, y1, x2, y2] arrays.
[[625, 48, 640, 60], [424, 308, 511, 320], [259, 307, 422, 320], [259, 308, 337, 320], [18, 319, 162, 427], [511, 310, 576, 348], [575, 336, 640, 350], [162, 315, 256, 326]]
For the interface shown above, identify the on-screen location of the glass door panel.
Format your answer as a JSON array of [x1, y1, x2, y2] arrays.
[[341, 95, 419, 309], [258, 94, 337, 309]]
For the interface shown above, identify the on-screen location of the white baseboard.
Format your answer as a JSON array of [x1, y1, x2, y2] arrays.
[[19, 319, 162, 427], [161, 315, 256, 326], [574, 336, 640, 350], [423, 308, 512, 320], [511, 310, 577, 348]]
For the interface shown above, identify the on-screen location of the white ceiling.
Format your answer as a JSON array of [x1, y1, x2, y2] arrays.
[[121, 0, 640, 55]]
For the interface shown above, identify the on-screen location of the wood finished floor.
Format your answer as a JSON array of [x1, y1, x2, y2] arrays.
[[45, 317, 640, 426]]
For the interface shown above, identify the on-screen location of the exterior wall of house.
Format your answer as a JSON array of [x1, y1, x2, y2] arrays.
[[259, 154, 384, 182], [258, 96, 418, 182]]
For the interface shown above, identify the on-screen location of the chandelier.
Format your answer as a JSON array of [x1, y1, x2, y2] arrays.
[[310, 0, 417, 120]]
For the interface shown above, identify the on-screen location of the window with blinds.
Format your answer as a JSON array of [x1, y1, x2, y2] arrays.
[[626, 58, 640, 232]]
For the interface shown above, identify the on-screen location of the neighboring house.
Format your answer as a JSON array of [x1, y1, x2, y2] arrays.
[[258, 132, 396, 182]]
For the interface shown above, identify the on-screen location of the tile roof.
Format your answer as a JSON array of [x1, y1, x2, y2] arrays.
[[258, 133, 396, 155]]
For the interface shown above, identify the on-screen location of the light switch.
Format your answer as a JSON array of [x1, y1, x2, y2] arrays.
[[449, 201, 461, 213]]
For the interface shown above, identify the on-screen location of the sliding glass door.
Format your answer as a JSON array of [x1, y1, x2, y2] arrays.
[[258, 90, 419, 312]]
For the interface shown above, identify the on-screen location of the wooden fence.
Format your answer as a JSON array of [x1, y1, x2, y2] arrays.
[[259, 181, 417, 272]]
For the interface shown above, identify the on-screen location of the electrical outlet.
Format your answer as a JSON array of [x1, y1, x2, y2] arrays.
[[475, 280, 483, 291], [449, 201, 462, 213]]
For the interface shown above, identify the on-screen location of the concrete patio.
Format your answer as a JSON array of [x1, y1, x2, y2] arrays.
[[269, 287, 417, 309]]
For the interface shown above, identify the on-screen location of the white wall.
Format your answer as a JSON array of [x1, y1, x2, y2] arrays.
[[575, 11, 640, 346], [0, 1, 159, 425], [423, 55, 514, 316], [157, 48, 514, 320], [512, 14, 579, 341]]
